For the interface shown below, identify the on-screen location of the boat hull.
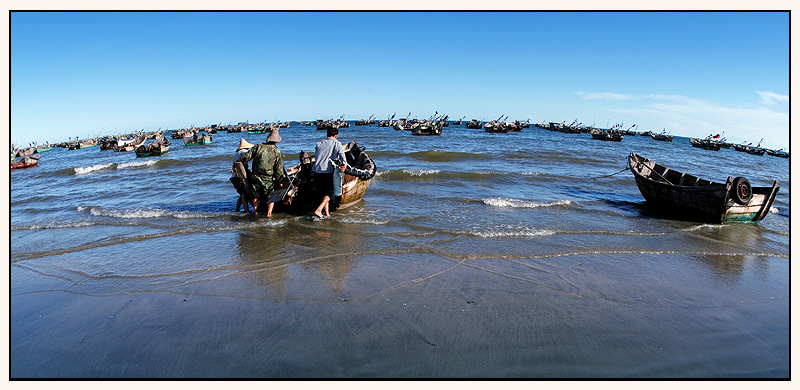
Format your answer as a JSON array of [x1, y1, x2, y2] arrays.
[[251, 141, 376, 215], [628, 153, 778, 223], [11, 160, 38, 169]]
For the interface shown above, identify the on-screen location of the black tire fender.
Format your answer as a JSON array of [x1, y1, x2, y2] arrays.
[[731, 177, 752, 205]]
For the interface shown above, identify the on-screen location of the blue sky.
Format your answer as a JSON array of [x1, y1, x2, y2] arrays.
[[9, 11, 790, 149]]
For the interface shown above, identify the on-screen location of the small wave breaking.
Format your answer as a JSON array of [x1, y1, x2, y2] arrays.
[[463, 227, 557, 238], [403, 169, 441, 176], [338, 217, 390, 225], [117, 160, 158, 169], [483, 197, 572, 209], [74, 163, 115, 175], [78, 205, 214, 219]]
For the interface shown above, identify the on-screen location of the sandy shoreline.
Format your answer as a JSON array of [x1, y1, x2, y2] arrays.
[[11, 248, 790, 378]]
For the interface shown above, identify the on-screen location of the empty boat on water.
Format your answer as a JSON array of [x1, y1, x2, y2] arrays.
[[627, 153, 779, 223]]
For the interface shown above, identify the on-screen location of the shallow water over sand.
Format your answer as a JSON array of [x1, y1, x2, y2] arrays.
[[10, 123, 790, 378]]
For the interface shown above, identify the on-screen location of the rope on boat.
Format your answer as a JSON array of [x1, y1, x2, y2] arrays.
[[595, 160, 631, 179]]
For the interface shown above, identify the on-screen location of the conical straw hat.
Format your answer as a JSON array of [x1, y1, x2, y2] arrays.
[[237, 138, 255, 151]]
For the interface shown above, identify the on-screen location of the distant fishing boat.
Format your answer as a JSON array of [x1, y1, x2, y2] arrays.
[[135, 136, 171, 157], [465, 119, 483, 129], [689, 137, 721, 151], [765, 148, 789, 158], [16, 147, 36, 157], [650, 131, 673, 142], [11, 154, 40, 169], [590, 128, 623, 141], [627, 153, 778, 223], [484, 121, 509, 133], [183, 131, 213, 146]]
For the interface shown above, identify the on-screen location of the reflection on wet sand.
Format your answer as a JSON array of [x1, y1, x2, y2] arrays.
[[234, 220, 363, 296], [689, 223, 773, 282]]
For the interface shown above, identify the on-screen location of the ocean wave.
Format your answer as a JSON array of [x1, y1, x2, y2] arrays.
[[117, 160, 158, 169], [337, 217, 390, 225], [407, 150, 490, 162], [77, 205, 215, 219], [403, 169, 441, 176], [375, 169, 547, 183], [462, 227, 557, 238], [74, 163, 115, 175], [11, 221, 99, 231], [682, 224, 725, 232], [773, 206, 789, 217], [483, 197, 572, 209]]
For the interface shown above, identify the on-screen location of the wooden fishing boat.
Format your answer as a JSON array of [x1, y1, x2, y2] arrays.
[[650, 132, 673, 142], [689, 137, 722, 151], [135, 136, 171, 157], [465, 119, 483, 129], [16, 147, 36, 157], [242, 141, 377, 215], [355, 114, 375, 126], [393, 119, 408, 131], [591, 129, 623, 141], [11, 154, 40, 169], [110, 134, 147, 152], [183, 131, 213, 146], [410, 122, 444, 136], [484, 121, 509, 133], [627, 153, 778, 223], [765, 148, 789, 158], [746, 146, 765, 156], [35, 144, 52, 153], [79, 139, 98, 149]]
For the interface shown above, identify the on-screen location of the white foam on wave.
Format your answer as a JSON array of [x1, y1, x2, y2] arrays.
[[338, 217, 390, 225], [467, 227, 556, 238], [14, 221, 97, 230], [483, 197, 572, 209], [683, 224, 724, 232], [403, 169, 440, 176], [74, 163, 114, 175], [82, 206, 210, 219], [117, 160, 157, 169]]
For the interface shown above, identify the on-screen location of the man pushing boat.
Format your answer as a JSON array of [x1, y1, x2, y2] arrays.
[[236, 128, 285, 217]]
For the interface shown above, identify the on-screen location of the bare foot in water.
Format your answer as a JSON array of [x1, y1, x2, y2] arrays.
[[313, 210, 324, 218]]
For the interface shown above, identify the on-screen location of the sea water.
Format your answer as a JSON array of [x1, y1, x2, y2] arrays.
[[9, 124, 790, 378]]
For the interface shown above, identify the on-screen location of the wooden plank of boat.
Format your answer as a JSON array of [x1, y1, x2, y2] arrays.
[[627, 153, 778, 223]]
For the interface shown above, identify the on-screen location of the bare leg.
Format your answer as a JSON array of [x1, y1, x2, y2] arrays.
[[236, 197, 242, 212], [252, 197, 260, 215], [314, 196, 330, 218], [266, 202, 274, 218]]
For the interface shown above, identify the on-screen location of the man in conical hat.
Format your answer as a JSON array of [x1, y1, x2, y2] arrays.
[[236, 129, 284, 217], [231, 138, 255, 212]]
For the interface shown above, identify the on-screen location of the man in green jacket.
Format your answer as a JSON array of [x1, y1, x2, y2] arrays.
[[237, 128, 284, 217]]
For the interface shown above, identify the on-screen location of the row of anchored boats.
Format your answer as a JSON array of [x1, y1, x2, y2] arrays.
[[10, 125, 782, 224], [689, 136, 789, 158]]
